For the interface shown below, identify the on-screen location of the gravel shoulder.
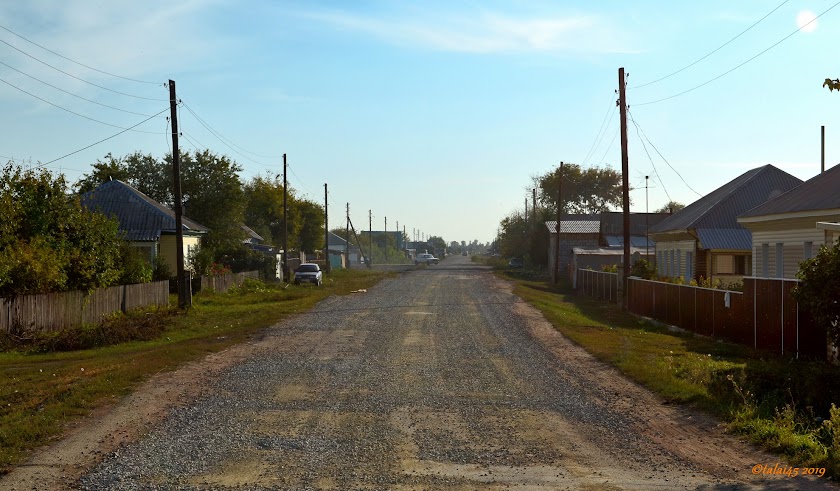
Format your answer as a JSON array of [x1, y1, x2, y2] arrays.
[[3, 257, 837, 490]]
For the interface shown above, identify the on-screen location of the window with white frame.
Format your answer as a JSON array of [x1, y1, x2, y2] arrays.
[[761, 244, 769, 277], [775, 243, 784, 278], [804, 241, 813, 260]]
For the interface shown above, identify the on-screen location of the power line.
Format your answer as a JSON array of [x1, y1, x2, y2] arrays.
[[0, 76, 165, 133], [0, 38, 166, 101], [628, 109, 701, 197], [597, 126, 620, 167], [180, 101, 275, 167], [629, 115, 673, 204], [580, 90, 618, 167], [0, 60, 154, 116], [0, 23, 159, 84], [631, 0, 791, 90], [635, 1, 840, 106], [180, 100, 283, 160], [38, 107, 170, 166]]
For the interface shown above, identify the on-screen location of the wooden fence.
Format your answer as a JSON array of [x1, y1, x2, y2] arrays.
[[197, 270, 260, 294], [1, 280, 169, 334], [577, 275, 826, 359], [576, 269, 619, 304]]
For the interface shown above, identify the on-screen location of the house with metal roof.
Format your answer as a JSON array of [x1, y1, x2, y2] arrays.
[[81, 179, 209, 275], [649, 164, 802, 286], [737, 164, 840, 279], [545, 214, 601, 282]]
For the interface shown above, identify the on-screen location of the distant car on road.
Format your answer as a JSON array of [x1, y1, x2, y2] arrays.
[[294, 263, 323, 286], [508, 258, 524, 268], [415, 253, 439, 265]]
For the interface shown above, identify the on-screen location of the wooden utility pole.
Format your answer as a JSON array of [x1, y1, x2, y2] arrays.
[[619, 67, 631, 310], [283, 153, 289, 282], [822, 125, 826, 173], [324, 183, 330, 274], [369, 210, 373, 265], [524, 198, 528, 222], [645, 176, 650, 259], [532, 188, 537, 222], [345, 203, 350, 265], [553, 162, 564, 284], [384, 216, 388, 263], [168, 80, 190, 308]]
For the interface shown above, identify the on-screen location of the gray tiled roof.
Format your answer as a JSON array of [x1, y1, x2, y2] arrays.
[[739, 163, 840, 218], [650, 165, 802, 234], [81, 180, 209, 242], [545, 220, 600, 234]]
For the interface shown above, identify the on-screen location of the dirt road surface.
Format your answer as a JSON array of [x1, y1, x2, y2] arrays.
[[4, 256, 836, 490]]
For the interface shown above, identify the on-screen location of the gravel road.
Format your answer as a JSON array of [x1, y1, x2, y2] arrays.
[[31, 256, 838, 489]]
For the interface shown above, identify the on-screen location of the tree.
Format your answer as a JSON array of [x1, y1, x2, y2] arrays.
[[293, 198, 325, 252], [0, 164, 123, 296], [75, 152, 169, 201], [177, 149, 246, 251], [825, 78, 840, 92], [793, 241, 840, 344], [654, 201, 685, 214], [536, 163, 623, 214]]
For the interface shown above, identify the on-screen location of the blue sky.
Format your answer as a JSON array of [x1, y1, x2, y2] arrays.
[[1, 0, 838, 245]]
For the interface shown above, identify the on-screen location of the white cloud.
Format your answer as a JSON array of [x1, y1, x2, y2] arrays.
[[295, 6, 635, 55]]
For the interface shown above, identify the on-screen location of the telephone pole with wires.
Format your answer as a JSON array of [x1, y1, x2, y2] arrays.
[[324, 183, 330, 274], [168, 79, 190, 308], [553, 162, 564, 285], [283, 153, 289, 282], [618, 67, 630, 310]]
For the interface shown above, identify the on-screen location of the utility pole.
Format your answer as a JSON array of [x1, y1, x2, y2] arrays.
[[553, 162, 563, 285], [345, 203, 350, 266], [324, 183, 330, 274], [283, 153, 289, 282], [618, 67, 631, 310], [645, 176, 650, 259], [369, 210, 373, 265], [822, 125, 826, 174], [532, 188, 537, 223], [385, 216, 388, 263], [525, 198, 528, 222], [168, 79, 190, 308]]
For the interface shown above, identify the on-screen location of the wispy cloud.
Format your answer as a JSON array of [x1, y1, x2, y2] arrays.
[[295, 6, 636, 56]]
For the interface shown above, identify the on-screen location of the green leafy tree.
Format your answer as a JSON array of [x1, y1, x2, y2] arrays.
[[0, 164, 123, 296], [536, 163, 623, 214], [244, 174, 285, 246], [655, 201, 686, 214], [825, 78, 840, 92], [177, 149, 246, 251], [75, 152, 169, 200], [793, 241, 840, 344], [293, 198, 325, 252]]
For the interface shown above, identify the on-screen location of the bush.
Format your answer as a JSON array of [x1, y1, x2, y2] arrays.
[[629, 259, 656, 279], [118, 243, 152, 285]]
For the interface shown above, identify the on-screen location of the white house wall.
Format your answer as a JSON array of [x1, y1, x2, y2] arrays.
[[751, 228, 829, 279], [654, 239, 695, 279], [159, 235, 202, 276]]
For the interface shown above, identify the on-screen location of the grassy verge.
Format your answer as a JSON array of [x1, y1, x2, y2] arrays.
[[0, 268, 389, 473], [490, 262, 840, 476]]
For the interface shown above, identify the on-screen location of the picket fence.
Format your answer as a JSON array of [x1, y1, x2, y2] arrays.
[[1, 280, 169, 334]]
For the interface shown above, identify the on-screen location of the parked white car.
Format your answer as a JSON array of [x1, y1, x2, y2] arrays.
[[294, 263, 323, 286], [414, 253, 439, 265]]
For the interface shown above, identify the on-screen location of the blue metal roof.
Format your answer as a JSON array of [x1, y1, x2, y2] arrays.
[[604, 235, 655, 248], [81, 180, 209, 242], [695, 228, 753, 251]]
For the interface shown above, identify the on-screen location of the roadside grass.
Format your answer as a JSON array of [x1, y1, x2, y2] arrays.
[[0, 268, 389, 473], [499, 268, 840, 476]]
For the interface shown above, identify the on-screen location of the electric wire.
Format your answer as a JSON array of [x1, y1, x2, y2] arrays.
[[580, 91, 618, 167], [1, 76, 166, 133], [0, 38, 166, 101], [596, 127, 620, 167], [0, 23, 159, 84], [0, 60, 154, 116], [635, 1, 840, 106], [180, 102, 275, 167], [180, 101, 283, 159], [631, 0, 791, 90], [38, 107, 170, 167], [628, 112, 673, 203], [628, 109, 701, 197]]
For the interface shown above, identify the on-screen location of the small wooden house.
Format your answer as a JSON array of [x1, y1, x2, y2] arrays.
[[81, 180, 209, 275], [649, 165, 801, 286], [738, 164, 840, 279]]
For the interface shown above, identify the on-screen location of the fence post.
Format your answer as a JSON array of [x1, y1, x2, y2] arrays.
[[781, 280, 785, 356]]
